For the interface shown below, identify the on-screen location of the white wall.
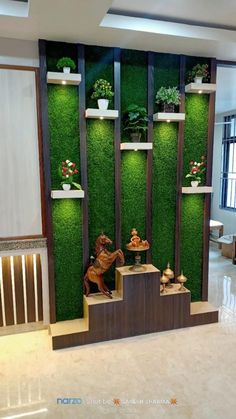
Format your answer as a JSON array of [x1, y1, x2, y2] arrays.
[[0, 36, 38, 67], [211, 112, 236, 234]]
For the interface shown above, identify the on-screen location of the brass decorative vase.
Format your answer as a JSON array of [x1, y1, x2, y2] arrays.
[[163, 262, 174, 288], [160, 273, 169, 293], [177, 271, 187, 291]]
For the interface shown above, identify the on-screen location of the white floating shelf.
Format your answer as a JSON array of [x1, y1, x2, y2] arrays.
[[85, 108, 119, 119], [185, 83, 216, 94], [182, 186, 213, 194], [120, 142, 153, 151], [51, 190, 85, 199], [153, 112, 185, 122], [47, 72, 81, 85]]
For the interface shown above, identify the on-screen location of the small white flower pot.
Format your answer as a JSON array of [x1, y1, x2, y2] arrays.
[[191, 181, 199, 187], [194, 76, 203, 84], [63, 67, 71, 74], [62, 183, 71, 191], [98, 99, 109, 110]]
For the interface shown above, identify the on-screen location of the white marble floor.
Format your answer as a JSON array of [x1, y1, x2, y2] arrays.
[[0, 246, 236, 419]]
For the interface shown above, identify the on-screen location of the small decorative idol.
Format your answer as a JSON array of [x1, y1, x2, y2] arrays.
[[126, 228, 149, 250]]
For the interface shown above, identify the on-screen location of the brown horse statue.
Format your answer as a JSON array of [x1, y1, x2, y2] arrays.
[[84, 234, 125, 299]]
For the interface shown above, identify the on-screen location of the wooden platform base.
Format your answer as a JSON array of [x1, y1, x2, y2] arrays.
[[50, 265, 218, 350]]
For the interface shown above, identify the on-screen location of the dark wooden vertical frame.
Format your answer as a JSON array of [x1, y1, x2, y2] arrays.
[[146, 51, 154, 263], [2, 257, 14, 325], [13, 256, 25, 324], [114, 48, 121, 253], [38, 40, 56, 323], [202, 58, 217, 300], [175, 55, 186, 277], [77, 44, 89, 270]]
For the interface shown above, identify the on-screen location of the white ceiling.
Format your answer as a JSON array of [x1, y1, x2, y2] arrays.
[[0, 0, 236, 60], [110, 0, 236, 28]]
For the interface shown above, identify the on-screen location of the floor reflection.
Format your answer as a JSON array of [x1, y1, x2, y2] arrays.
[[0, 376, 48, 418], [209, 244, 236, 321]]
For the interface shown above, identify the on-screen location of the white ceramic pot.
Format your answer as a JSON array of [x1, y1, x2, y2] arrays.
[[130, 133, 141, 142], [194, 76, 203, 84], [63, 67, 71, 74], [98, 99, 109, 110], [191, 181, 199, 187], [62, 183, 71, 191]]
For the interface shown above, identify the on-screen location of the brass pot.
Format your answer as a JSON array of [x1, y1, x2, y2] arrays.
[[160, 273, 169, 293], [164, 262, 174, 280], [177, 271, 187, 291]]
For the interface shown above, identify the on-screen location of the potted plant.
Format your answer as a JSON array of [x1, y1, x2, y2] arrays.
[[59, 160, 81, 191], [56, 57, 76, 74], [91, 79, 114, 110], [185, 156, 206, 187], [123, 104, 148, 142], [189, 64, 209, 84], [155, 86, 181, 113]]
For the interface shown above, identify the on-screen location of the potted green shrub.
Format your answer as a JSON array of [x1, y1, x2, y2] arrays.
[[91, 79, 114, 110], [123, 104, 148, 142], [189, 64, 209, 84], [155, 86, 181, 113], [56, 57, 76, 74]]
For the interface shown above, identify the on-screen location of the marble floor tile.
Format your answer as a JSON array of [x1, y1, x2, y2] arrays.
[[0, 245, 236, 419]]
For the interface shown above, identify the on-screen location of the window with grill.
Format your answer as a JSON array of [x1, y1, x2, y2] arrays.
[[221, 115, 236, 210]]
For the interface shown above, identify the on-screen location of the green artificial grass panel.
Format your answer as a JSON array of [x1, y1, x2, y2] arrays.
[[151, 53, 179, 271], [180, 195, 204, 301], [152, 122, 178, 272], [48, 85, 80, 189], [46, 41, 78, 72], [154, 53, 180, 113], [183, 94, 209, 186], [52, 200, 83, 321], [85, 46, 114, 109], [48, 83, 83, 320], [121, 151, 147, 265], [85, 46, 115, 287], [181, 92, 209, 301], [121, 49, 148, 141], [87, 119, 115, 284], [120, 50, 147, 265]]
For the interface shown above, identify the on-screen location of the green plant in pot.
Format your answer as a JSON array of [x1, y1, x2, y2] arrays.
[[188, 64, 209, 84], [123, 104, 148, 142], [185, 156, 206, 187], [56, 57, 76, 74], [59, 160, 81, 191], [91, 79, 114, 110], [155, 86, 181, 113]]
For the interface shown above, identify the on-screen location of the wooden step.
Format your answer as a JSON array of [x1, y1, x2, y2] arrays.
[[190, 302, 218, 326]]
